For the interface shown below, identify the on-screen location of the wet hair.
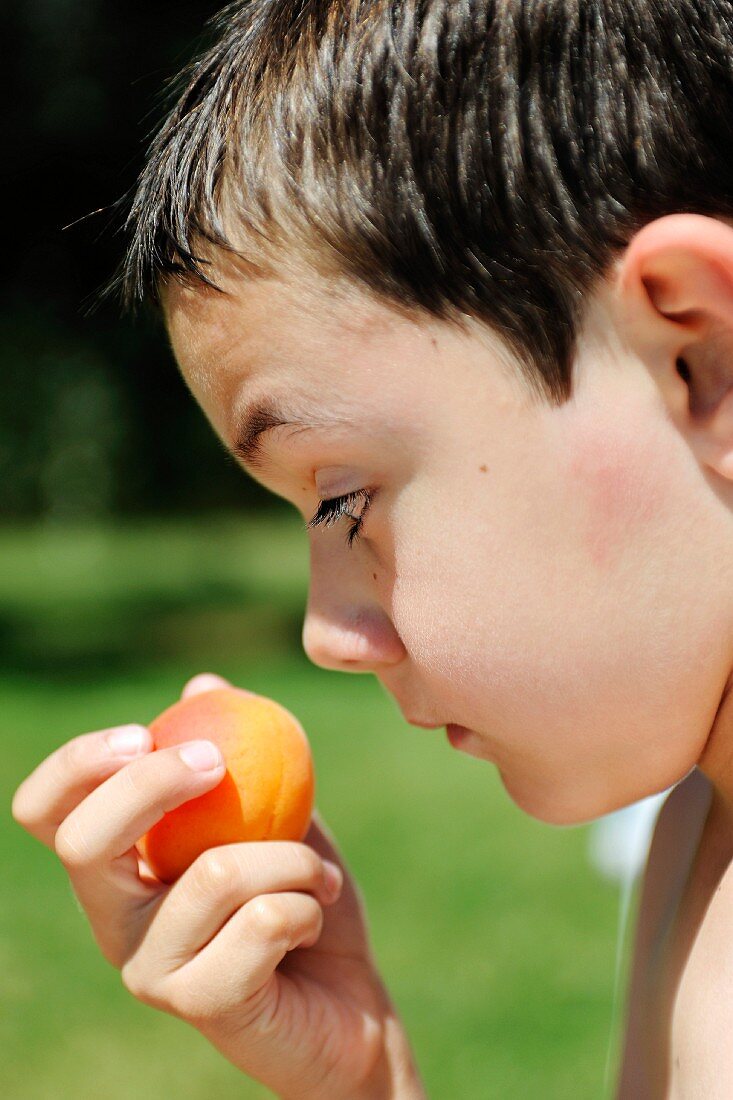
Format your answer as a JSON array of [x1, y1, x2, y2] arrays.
[[118, 0, 733, 403]]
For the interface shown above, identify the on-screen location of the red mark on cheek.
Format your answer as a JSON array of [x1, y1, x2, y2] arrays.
[[479, 465, 488, 473], [568, 436, 660, 571]]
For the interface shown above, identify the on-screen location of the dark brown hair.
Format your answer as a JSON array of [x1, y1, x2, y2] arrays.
[[119, 0, 733, 403]]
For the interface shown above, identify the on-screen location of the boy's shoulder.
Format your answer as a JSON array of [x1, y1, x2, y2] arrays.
[[665, 773, 733, 1098], [618, 768, 733, 1098], [644, 767, 712, 932]]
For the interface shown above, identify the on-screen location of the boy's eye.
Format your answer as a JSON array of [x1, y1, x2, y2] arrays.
[[307, 489, 373, 549]]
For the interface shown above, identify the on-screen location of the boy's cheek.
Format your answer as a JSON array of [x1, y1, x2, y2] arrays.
[[562, 407, 674, 575], [571, 455, 636, 571]]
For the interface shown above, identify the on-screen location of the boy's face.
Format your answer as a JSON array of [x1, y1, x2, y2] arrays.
[[164, 255, 731, 825]]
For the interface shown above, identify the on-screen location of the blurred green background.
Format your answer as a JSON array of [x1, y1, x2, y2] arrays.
[[3, 3, 625, 1098]]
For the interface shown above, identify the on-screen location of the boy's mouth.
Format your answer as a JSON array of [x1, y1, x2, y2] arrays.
[[446, 724, 477, 751]]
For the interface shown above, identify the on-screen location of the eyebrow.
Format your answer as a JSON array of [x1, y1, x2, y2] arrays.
[[229, 400, 320, 471]]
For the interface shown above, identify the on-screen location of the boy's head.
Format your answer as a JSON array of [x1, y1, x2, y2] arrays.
[[122, 1, 733, 824]]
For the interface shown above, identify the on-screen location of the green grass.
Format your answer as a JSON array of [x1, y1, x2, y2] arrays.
[[1, 514, 624, 1099]]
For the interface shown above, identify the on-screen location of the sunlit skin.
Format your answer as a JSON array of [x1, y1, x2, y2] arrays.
[[164, 214, 733, 832], [13, 212, 733, 1097], [163, 215, 733, 1092]]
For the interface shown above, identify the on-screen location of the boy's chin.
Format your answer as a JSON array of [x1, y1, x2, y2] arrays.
[[498, 770, 630, 827]]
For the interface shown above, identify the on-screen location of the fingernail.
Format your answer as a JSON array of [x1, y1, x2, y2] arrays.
[[106, 725, 151, 756], [323, 860, 343, 899], [179, 740, 224, 772]]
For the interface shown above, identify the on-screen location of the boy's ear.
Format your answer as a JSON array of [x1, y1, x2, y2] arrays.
[[615, 213, 733, 482]]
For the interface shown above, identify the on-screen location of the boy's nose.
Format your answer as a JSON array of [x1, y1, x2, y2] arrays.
[[302, 602, 406, 672], [302, 535, 407, 672]]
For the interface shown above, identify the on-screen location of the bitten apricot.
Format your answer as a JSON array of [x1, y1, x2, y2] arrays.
[[138, 688, 315, 883]]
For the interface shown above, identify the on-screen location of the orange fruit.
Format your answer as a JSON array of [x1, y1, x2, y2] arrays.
[[138, 687, 315, 883]]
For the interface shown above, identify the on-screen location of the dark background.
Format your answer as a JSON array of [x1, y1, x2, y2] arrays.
[[3, 0, 270, 520]]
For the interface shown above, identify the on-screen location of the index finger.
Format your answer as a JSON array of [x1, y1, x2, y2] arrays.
[[12, 724, 153, 848]]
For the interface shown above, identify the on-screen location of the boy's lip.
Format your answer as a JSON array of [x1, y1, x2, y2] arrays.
[[446, 723, 474, 747]]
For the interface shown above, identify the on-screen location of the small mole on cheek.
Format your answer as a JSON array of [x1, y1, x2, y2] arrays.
[[372, 573, 377, 581], [479, 465, 488, 473]]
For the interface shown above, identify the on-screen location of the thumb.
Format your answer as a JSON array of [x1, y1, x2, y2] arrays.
[[180, 672, 262, 701], [180, 672, 232, 699]]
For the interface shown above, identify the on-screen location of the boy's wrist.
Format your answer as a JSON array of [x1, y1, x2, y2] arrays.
[[280, 1009, 426, 1100], [347, 1013, 426, 1100]]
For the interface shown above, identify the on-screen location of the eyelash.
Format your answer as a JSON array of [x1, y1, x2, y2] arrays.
[[307, 489, 374, 548]]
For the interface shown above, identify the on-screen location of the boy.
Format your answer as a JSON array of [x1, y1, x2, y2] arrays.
[[12, 1, 733, 1095]]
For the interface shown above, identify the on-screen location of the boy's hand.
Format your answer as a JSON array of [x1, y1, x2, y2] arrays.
[[12, 674, 425, 1100]]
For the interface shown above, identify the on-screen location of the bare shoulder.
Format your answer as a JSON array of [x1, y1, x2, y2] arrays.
[[616, 769, 712, 1099], [669, 790, 733, 1098], [617, 769, 733, 1098], [635, 769, 712, 951]]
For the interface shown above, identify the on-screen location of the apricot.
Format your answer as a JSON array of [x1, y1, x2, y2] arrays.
[[138, 687, 315, 883]]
